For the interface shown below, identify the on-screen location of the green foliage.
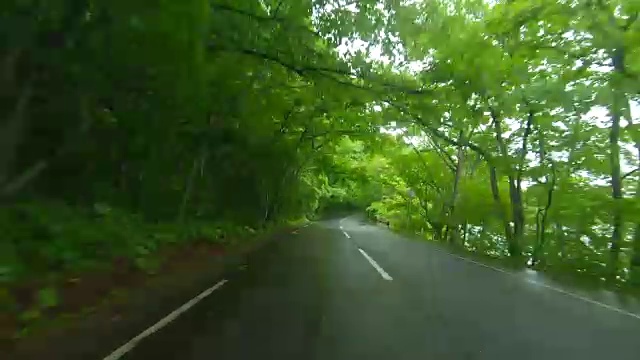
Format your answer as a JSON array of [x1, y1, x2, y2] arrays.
[[2, 0, 640, 310], [0, 200, 269, 282], [36, 287, 58, 309]]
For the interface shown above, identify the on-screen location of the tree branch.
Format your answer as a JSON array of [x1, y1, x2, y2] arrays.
[[407, 143, 448, 192], [208, 45, 435, 98], [385, 101, 494, 162], [622, 167, 640, 180], [211, 3, 322, 37], [426, 137, 457, 172]]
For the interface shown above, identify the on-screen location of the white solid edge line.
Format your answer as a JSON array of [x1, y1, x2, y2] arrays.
[[446, 252, 640, 321], [103, 279, 228, 360], [524, 278, 640, 320], [358, 248, 393, 281], [448, 253, 510, 275], [342, 231, 351, 239]]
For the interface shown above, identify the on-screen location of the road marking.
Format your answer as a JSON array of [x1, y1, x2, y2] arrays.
[[358, 248, 393, 281], [103, 279, 228, 360], [446, 252, 640, 321], [342, 231, 351, 239], [447, 253, 510, 275], [523, 278, 640, 320]]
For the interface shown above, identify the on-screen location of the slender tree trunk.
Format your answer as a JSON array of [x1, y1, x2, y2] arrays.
[[263, 190, 270, 223], [607, 48, 625, 281], [507, 177, 525, 250], [512, 110, 534, 252], [532, 126, 555, 266], [489, 164, 514, 253], [264, 165, 295, 223], [179, 136, 210, 222], [462, 220, 468, 247], [445, 132, 465, 243], [490, 108, 522, 257], [631, 222, 640, 285], [1, 95, 94, 200], [608, 124, 622, 281], [555, 222, 565, 261], [179, 157, 200, 223], [532, 164, 556, 267], [0, 78, 33, 186], [627, 102, 640, 284]]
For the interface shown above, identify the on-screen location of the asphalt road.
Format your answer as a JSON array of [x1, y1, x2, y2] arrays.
[[114, 216, 640, 360]]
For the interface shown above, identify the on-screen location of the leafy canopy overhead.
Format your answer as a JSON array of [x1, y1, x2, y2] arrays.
[[1, 0, 640, 290]]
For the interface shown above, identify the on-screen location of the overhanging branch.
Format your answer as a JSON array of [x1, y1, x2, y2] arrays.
[[622, 167, 640, 180], [208, 44, 435, 97], [211, 3, 322, 38], [384, 101, 494, 163]]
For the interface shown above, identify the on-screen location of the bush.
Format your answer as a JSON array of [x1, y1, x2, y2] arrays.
[[0, 200, 270, 285], [1, 202, 159, 282]]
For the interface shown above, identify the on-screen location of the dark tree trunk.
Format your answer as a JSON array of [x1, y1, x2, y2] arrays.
[[445, 131, 465, 244], [490, 108, 525, 257], [531, 125, 555, 267], [489, 165, 515, 254], [532, 164, 556, 267], [607, 47, 625, 281], [0, 78, 33, 186], [555, 222, 565, 261], [627, 101, 640, 284]]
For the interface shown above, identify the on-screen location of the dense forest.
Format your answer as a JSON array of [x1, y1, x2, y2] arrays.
[[2, 0, 640, 330]]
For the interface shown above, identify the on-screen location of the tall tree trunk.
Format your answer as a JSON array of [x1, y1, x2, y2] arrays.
[[532, 125, 555, 266], [489, 164, 514, 253], [607, 47, 625, 281], [513, 110, 534, 249], [631, 223, 640, 285], [532, 163, 556, 267], [445, 131, 465, 243], [0, 78, 33, 186], [179, 157, 200, 224], [179, 112, 214, 223], [179, 114, 217, 222], [627, 101, 640, 284], [1, 95, 94, 200], [555, 222, 565, 261], [490, 108, 523, 257]]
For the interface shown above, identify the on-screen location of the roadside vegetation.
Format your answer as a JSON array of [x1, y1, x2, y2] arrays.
[[2, 0, 640, 342]]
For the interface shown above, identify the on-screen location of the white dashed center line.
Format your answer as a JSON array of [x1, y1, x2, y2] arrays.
[[358, 248, 393, 281]]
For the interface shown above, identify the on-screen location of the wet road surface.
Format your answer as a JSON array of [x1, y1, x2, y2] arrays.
[[114, 216, 640, 360]]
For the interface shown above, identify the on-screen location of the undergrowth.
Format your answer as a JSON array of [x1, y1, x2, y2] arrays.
[[0, 201, 260, 335]]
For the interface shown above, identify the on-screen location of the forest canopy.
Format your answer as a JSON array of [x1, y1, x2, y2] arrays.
[[2, 0, 640, 297]]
